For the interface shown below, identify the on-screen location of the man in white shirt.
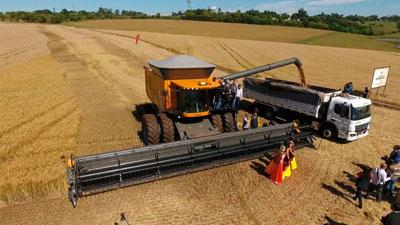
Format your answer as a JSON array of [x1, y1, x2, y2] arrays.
[[234, 84, 243, 111], [370, 163, 391, 202]]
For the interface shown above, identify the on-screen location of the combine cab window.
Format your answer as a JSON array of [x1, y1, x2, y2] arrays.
[[178, 90, 208, 113]]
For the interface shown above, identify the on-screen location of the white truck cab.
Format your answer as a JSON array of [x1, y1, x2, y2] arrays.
[[243, 77, 372, 141], [324, 95, 371, 141]]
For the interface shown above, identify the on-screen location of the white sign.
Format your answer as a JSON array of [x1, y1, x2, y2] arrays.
[[371, 67, 390, 89]]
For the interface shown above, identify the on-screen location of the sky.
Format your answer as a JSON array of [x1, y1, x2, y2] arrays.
[[0, 0, 399, 16]]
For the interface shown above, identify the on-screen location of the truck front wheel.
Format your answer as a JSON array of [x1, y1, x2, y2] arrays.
[[321, 124, 337, 139]]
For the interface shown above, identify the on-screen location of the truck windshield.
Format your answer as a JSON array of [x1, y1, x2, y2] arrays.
[[351, 105, 371, 120], [179, 90, 208, 113]]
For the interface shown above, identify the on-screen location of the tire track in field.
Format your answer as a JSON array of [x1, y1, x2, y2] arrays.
[[0, 96, 74, 139], [215, 40, 277, 79], [41, 27, 140, 152], [215, 39, 255, 70], [87, 29, 239, 74], [0, 46, 36, 59], [371, 99, 400, 111], [215, 39, 250, 70], [0, 106, 78, 161]]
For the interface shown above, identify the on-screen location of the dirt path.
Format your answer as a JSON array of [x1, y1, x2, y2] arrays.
[[1, 24, 400, 225]]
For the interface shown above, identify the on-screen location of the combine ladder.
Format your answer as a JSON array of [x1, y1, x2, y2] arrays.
[[66, 123, 314, 207]]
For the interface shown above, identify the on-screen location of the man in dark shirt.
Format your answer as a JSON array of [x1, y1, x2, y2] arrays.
[[251, 111, 260, 129], [382, 202, 400, 225], [353, 170, 370, 208]]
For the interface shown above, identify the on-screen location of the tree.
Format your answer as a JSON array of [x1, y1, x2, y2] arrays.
[[0, 12, 4, 21]]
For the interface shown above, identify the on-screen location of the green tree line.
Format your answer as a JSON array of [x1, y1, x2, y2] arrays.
[[0, 8, 147, 24], [179, 8, 400, 35], [0, 8, 399, 36]]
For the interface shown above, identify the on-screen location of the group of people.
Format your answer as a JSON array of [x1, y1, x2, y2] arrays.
[[264, 140, 297, 184], [213, 78, 243, 111], [353, 145, 400, 209], [242, 110, 272, 130], [342, 81, 370, 98]]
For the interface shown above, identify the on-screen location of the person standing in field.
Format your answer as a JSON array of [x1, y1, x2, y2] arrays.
[[251, 110, 261, 129], [343, 82, 353, 94], [222, 79, 231, 108], [213, 78, 224, 111], [389, 145, 400, 165], [242, 112, 250, 130], [386, 161, 400, 197], [230, 80, 238, 111], [286, 139, 297, 171], [353, 170, 371, 209], [363, 87, 370, 98], [135, 33, 140, 45], [234, 84, 243, 112], [370, 163, 390, 202], [265, 145, 287, 184], [381, 202, 400, 225]]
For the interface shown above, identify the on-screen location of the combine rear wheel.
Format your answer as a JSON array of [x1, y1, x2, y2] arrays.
[[222, 112, 236, 132], [211, 114, 223, 132], [157, 113, 175, 143], [141, 114, 160, 145]]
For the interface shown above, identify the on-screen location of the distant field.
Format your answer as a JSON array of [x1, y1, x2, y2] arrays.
[[70, 19, 400, 52], [299, 32, 400, 52], [69, 19, 332, 43]]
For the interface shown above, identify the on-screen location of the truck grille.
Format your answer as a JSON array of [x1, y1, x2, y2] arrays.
[[355, 123, 369, 133]]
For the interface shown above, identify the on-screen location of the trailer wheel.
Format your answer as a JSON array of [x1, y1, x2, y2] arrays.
[[141, 114, 160, 145], [321, 124, 337, 139], [222, 112, 236, 132], [157, 113, 175, 143], [211, 114, 223, 132]]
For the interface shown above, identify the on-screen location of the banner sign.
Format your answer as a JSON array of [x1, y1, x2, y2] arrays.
[[371, 67, 390, 89]]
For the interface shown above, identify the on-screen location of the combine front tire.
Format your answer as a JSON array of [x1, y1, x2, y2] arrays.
[[211, 114, 223, 132], [157, 113, 175, 143], [141, 114, 160, 145], [222, 112, 236, 132]]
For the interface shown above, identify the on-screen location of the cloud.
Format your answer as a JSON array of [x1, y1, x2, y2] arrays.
[[256, 0, 367, 14], [257, 1, 304, 14], [308, 0, 366, 6]]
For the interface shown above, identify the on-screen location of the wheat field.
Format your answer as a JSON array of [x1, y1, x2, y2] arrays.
[[0, 21, 399, 225]]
